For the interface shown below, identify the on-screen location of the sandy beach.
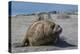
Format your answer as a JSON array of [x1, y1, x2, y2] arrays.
[[11, 13, 78, 53]]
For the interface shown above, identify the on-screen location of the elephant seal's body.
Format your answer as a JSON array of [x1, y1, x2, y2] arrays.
[[21, 20, 62, 46]]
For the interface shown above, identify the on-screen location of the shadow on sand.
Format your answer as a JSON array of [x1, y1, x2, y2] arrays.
[[39, 36, 77, 48], [54, 37, 77, 48]]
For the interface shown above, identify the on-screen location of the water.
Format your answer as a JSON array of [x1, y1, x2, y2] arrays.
[[9, 1, 78, 16]]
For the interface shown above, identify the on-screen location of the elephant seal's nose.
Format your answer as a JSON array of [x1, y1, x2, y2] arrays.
[[57, 25, 62, 34], [53, 24, 62, 34]]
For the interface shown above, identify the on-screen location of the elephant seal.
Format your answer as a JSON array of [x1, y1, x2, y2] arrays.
[[21, 20, 62, 46]]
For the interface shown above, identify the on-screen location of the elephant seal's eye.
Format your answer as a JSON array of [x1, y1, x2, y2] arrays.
[[58, 25, 60, 28], [51, 25, 55, 29]]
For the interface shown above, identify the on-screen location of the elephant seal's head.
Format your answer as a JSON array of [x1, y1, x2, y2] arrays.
[[53, 24, 62, 35]]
